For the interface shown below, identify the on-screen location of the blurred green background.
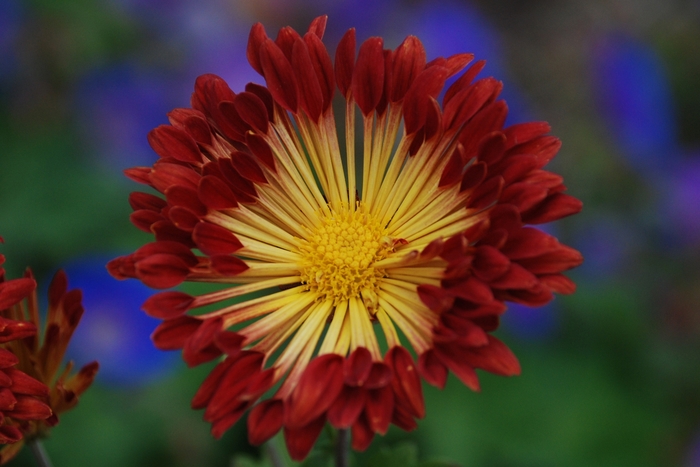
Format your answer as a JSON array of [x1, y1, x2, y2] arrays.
[[2, 0, 700, 466]]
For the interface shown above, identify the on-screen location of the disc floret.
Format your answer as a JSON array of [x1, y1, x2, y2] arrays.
[[298, 204, 393, 309]]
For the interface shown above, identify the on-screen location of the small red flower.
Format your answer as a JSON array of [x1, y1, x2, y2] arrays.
[[0, 239, 52, 454], [110, 16, 582, 460], [0, 240, 98, 463]]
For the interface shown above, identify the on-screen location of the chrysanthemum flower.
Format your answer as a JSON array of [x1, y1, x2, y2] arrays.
[[0, 239, 53, 451], [109, 16, 582, 460], [0, 265, 98, 463]]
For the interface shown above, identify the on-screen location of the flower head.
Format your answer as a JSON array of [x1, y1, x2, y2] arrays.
[[0, 262, 98, 463], [0, 239, 52, 454], [109, 16, 583, 460]]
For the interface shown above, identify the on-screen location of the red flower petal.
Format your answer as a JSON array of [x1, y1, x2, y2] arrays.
[[284, 414, 327, 461], [142, 291, 194, 319], [248, 398, 284, 445], [148, 125, 202, 164], [285, 353, 345, 429], [335, 28, 356, 98], [352, 37, 385, 115], [327, 386, 366, 428], [364, 385, 393, 434], [151, 315, 201, 350], [386, 347, 424, 419]]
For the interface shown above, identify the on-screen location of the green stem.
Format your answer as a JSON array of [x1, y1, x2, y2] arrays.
[[265, 439, 287, 467], [335, 428, 349, 467], [27, 438, 54, 467]]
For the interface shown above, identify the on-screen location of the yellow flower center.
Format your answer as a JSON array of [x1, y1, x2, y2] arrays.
[[298, 204, 393, 310]]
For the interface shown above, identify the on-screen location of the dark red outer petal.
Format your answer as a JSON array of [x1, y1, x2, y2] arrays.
[[284, 415, 327, 461], [444, 59, 486, 106], [459, 100, 508, 158], [192, 222, 244, 256], [183, 330, 224, 367], [129, 191, 166, 212], [0, 349, 19, 368], [204, 352, 265, 419], [445, 276, 494, 303], [233, 92, 269, 134], [142, 291, 194, 319], [504, 121, 551, 147], [489, 263, 538, 290], [434, 344, 481, 391], [417, 284, 454, 313], [292, 36, 324, 121], [403, 65, 448, 135], [460, 161, 488, 193], [5, 368, 48, 396], [438, 147, 465, 188], [245, 133, 276, 171], [7, 395, 52, 421], [245, 83, 275, 122], [389, 35, 426, 103], [304, 32, 335, 113], [218, 100, 251, 141], [443, 53, 475, 77], [210, 255, 249, 276], [466, 335, 521, 376], [386, 347, 424, 419], [343, 347, 372, 386], [473, 245, 511, 282], [502, 183, 548, 213], [275, 26, 300, 61], [468, 175, 504, 211], [210, 402, 250, 439], [335, 29, 356, 98], [364, 362, 392, 389], [135, 254, 190, 289], [521, 193, 583, 224], [148, 125, 202, 164], [152, 221, 195, 247], [150, 162, 200, 193], [443, 77, 502, 131], [0, 278, 36, 310], [364, 385, 394, 434], [260, 39, 298, 113], [165, 185, 207, 216], [198, 175, 239, 210], [423, 97, 443, 141], [351, 37, 385, 115], [192, 358, 236, 409], [167, 108, 213, 146], [0, 387, 16, 410], [151, 315, 201, 350], [124, 167, 152, 186], [230, 151, 267, 184], [351, 413, 375, 452], [539, 273, 577, 294], [248, 399, 284, 445], [477, 131, 507, 166], [418, 350, 448, 389], [166, 207, 199, 234], [285, 354, 345, 429], [327, 386, 366, 428], [214, 331, 245, 356], [306, 15, 327, 39], [391, 402, 419, 431], [439, 233, 468, 259], [129, 210, 162, 232], [247, 23, 268, 75], [0, 425, 22, 444]]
